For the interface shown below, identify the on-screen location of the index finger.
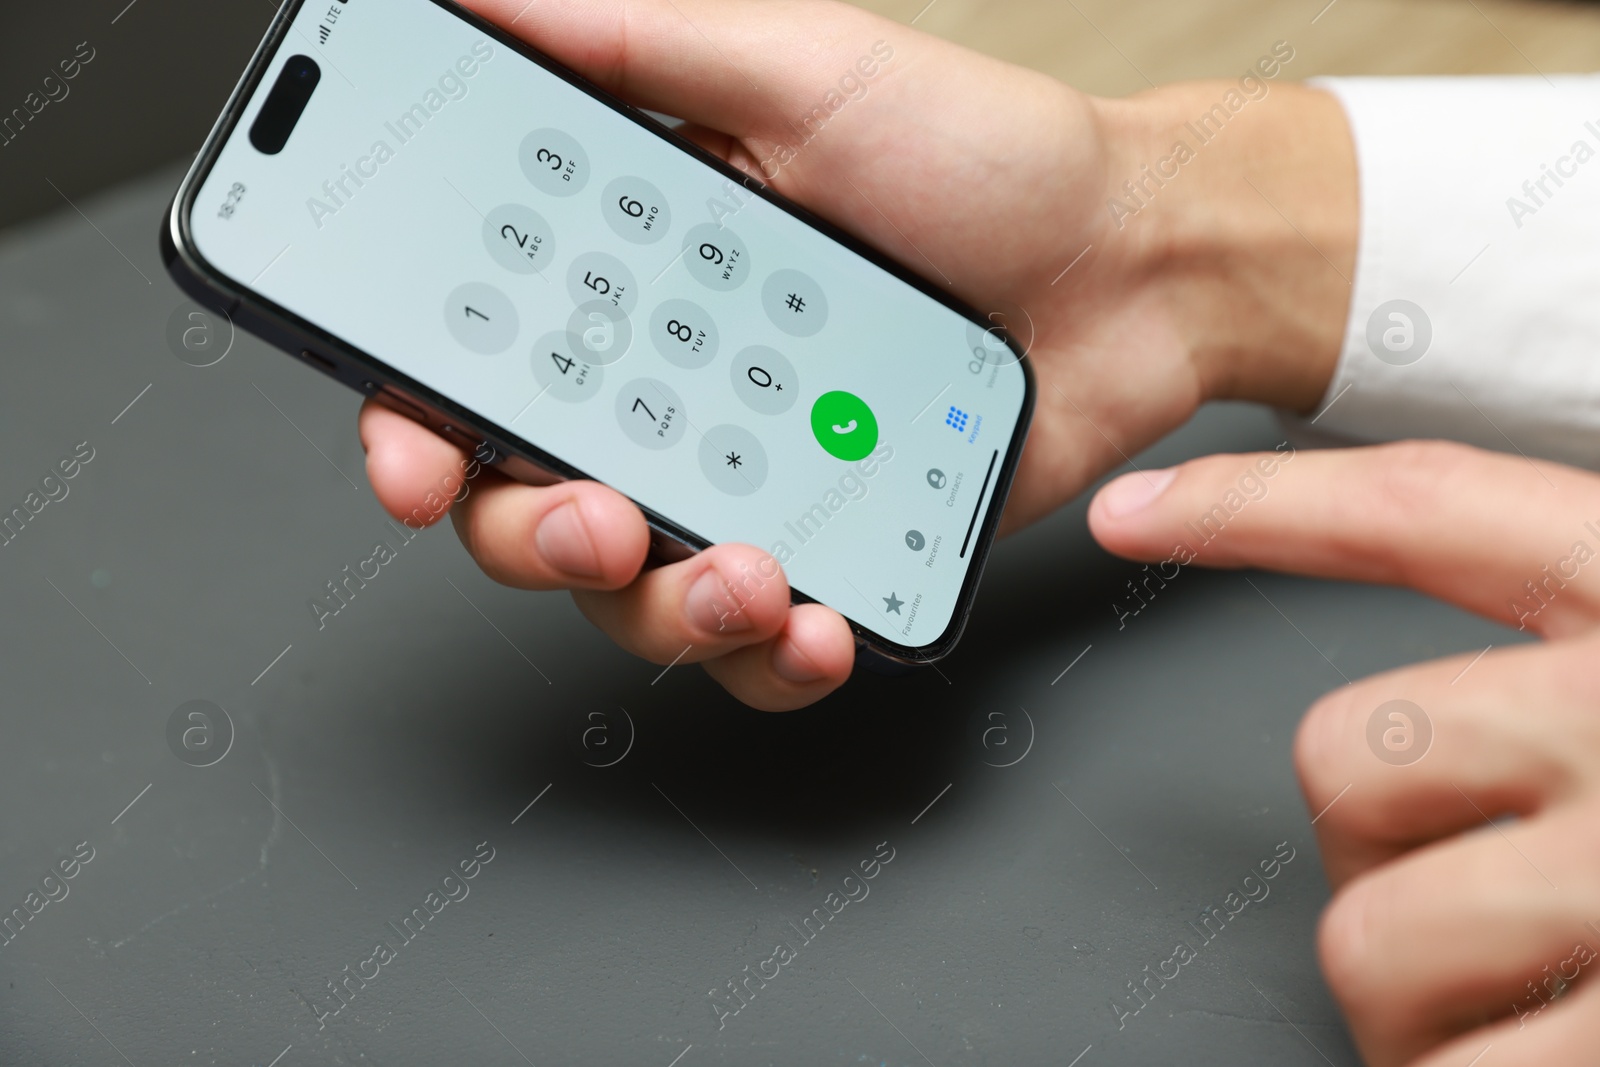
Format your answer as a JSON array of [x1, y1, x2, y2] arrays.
[[1086, 440, 1600, 638]]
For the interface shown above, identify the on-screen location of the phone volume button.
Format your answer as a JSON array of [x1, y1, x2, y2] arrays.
[[647, 526, 697, 565], [299, 349, 337, 374], [374, 387, 429, 426], [438, 424, 482, 452]]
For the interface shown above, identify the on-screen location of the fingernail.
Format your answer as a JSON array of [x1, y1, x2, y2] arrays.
[[1099, 468, 1176, 518], [534, 501, 602, 579], [687, 569, 751, 635], [772, 636, 827, 685]]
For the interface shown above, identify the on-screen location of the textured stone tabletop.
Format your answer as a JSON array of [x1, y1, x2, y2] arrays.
[[0, 165, 1515, 1066]]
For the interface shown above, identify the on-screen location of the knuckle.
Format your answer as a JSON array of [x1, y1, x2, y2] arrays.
[[717, 545, 788, 595], [1184, 451, 1259, 488], [1525, 640, 1600, 791], [1556, 636, 1600, 710], [1365, 440, 1483, 526], [450, 492, 536, 588], [1372, 438, 1480, 478], [450, 497, 497, 569], [449, 501, 491, 568], [1293, 688, 1358, 818], [569, 588, 679, 664], [1317, 878, 1380, 1010]]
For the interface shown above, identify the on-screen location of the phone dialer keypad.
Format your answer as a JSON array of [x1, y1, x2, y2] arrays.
[[565, 301, 632, 366], [681, 223, 750, 291], [615, 378, 687, 449], [531, 330, 603, 401], [475, 134, 805, 489], [483, 203, 555, 275], [567, 251, 637, 314], [648, 298, 719, 369], [602, 176, 672, 245], [697, 424, 768, 496], [730, 345, 798, 416], [760, 268, 827, 337], [445, 281, 518, 354], [520, 129, 589, 196]]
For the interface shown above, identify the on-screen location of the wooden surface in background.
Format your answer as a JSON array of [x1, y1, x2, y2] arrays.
[[853, 0, 1599, 94]]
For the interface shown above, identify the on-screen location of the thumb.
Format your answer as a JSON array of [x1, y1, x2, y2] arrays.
[[462, 0, 895, 139]]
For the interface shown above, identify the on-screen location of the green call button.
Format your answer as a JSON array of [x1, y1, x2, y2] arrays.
[[810, 390, 879, 461]]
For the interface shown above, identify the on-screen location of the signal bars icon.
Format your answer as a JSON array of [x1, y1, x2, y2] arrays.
[[317, 24, 331, 43]]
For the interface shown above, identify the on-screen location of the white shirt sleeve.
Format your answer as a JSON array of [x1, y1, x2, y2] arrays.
[[1293, 75, 1600, 469]]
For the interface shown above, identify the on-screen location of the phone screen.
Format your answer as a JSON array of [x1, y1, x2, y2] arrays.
[[185, 0, 1030, 654]]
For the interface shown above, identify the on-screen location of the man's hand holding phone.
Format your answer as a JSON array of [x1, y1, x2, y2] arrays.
[[361, 0, 1360, 708]]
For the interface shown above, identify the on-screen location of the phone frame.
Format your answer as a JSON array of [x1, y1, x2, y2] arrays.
[[163, 0, 1036, 666]]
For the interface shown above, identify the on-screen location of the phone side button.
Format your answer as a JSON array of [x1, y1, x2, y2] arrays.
[[438, 423, 484, 453], [299, 349, 338, 375], [372, 387, 430, 426], [647, 526, 697, 565]]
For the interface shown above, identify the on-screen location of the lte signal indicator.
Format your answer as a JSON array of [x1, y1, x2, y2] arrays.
[[317, 0, 349, 45]]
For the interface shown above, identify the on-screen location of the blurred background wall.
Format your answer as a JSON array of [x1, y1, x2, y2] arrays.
[[2, 0, 1595, 232]]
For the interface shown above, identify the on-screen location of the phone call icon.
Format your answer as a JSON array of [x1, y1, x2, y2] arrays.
[[810, 391, 879, 462]]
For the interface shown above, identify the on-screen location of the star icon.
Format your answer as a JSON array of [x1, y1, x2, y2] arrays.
[[883, 592, 904, 614], [724, 451, 743, 469]]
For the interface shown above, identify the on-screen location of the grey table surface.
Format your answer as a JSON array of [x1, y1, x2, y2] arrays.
[[0, 164, 1515, 1067]]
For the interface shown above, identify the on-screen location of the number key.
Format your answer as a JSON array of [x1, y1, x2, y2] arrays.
[[730, 345, 798, 415], [530, 330, 603, 402], [649, 298, 719, 369], [444, 282, 518, 354], [483, 203, 556, 275], [603, 176, 672, 245], [615, 378, 687, 450], [567, 251, 638, 314], [681, 223, 751, 291], [519, 128, 589, 196]]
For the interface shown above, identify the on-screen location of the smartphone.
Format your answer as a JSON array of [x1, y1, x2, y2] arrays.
[[164, 0, 1034, 666]]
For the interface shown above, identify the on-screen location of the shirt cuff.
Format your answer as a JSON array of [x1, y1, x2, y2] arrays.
[[1295, 75, 1600, 469]]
